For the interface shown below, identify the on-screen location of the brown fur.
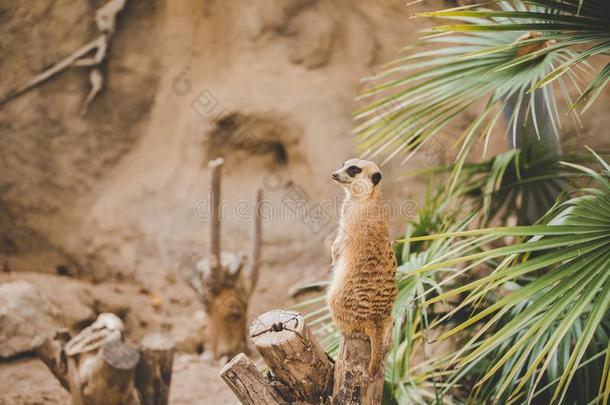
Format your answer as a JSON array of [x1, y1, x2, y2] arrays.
[[327, 159, 397, 377]]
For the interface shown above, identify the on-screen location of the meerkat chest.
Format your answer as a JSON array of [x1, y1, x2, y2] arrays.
[[329, 198, 389, 295]]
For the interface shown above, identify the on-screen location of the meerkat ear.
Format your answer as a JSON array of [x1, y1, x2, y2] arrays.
[[371, 172, 382, 186]]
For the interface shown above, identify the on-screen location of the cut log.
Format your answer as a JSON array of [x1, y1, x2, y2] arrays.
[[331, 333, 387, 405], [220, 353, 288, 405], [135, 333, 175, 405], [250, 310, 334, 403], [79, 340, 140, 405]]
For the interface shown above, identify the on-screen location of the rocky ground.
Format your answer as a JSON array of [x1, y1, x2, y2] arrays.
[[0, 353, 238, 404], [0, 268, 315, 404]]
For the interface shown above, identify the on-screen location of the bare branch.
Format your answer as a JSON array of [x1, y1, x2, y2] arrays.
[[0, 37, 104, 106], [0, 0, 127, 110], [208, 157, 224, 274], [247, 188, 263, 294]]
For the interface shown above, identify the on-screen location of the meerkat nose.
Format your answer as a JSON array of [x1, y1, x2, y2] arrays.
[[332, 173, 339, 180]]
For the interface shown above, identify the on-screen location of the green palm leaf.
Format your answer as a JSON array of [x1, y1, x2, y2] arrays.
[[404, 151, 610, 403], [355, 0, 610, 172], [419, 147, 602, 225]]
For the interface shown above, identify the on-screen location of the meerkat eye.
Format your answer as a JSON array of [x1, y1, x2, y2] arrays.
[[371, 172, 382, 186], [346, 165, 362, 177]]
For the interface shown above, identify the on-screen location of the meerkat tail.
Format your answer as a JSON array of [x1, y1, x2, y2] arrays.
[[367, 324, 385, 377]]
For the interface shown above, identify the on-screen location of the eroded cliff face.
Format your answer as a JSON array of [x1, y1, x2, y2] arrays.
[[0, 0, 426, 286], [1, 0, 608, 289], [0, 0, 165, 279]]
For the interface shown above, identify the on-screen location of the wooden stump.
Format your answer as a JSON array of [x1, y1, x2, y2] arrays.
[[185, 158, 264, 360], [220, 353, 288, 405], [250, 310, 334, 403], [79, 340, 140, 405], [331, 332, 389, 405], [135, 333, 175, 405], [223, 309, 392, 405], [38, 326, 177, 405]]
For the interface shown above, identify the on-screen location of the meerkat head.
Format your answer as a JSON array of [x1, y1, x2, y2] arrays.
[[332, 159, 382, 198]]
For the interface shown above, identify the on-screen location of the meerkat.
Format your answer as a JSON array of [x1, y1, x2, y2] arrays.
[[327, 158, 397, 377]]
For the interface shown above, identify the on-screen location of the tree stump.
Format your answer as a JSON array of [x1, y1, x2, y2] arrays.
[[249, 310, 334, 403], [78, 340, 140, 405], [220, 353, 289, 405], [222, 309, 392, 405], [331, 333, 386, 405], [37, 317, 175, 405], [185, 158, 263, 359], [135, 333, 175, 405]]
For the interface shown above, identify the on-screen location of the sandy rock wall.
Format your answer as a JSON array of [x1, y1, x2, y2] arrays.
[[0, 0, 428, 286], [0, 0, 165, 278], [1, 0, 608, 288]]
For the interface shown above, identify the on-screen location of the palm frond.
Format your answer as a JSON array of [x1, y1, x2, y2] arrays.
[[404, 150, 610, 403], [355, 0, 610, 173], [422, 147, 608, 225]]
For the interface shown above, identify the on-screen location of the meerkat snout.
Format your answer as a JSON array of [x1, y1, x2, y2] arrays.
[[332, 158, 382, 197]]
